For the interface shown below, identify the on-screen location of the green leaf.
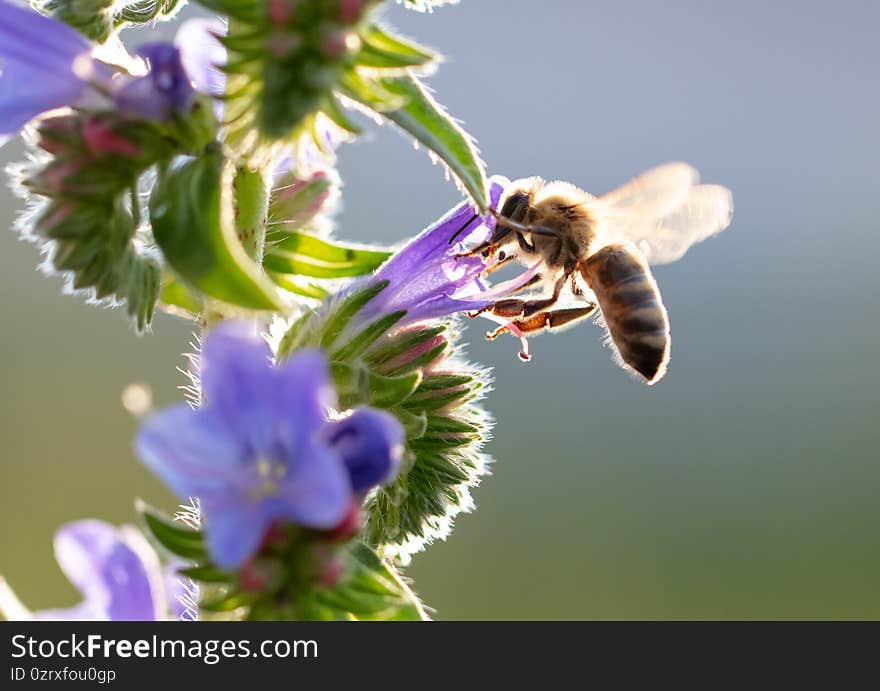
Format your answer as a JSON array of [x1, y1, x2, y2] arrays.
[[264, 231, 390, 279], [267, 272, 329, 300], [137, 502, 207, 561], [341, 72, 488, 211], [356, 25, 435, 69], [149, 148, 282, 311], [338, 70, 406, 113]]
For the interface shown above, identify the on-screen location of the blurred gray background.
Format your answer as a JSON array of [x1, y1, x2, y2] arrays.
[[2, 0, 878, 619]]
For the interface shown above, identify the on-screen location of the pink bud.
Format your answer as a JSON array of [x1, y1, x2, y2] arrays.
[[383, 334, 447, 373], [268, 0, 295, 24], [321, 28, 360, 59], [37, 117, 80, 155], [45, 161, 84, 193], [83, 118, 140, 158], [238, 562, 268, 593], [269, 33, 301, 59], [313, 546, 346, 589], [339, 0, 369, 24], [258, 521, 290, 551], [42, 202, 76, 230], [325, 502, 362, 543]]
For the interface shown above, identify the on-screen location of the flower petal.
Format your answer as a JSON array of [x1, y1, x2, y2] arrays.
[[175, 18, 227, 99], [113, 43, 195, 121], [273, 349, 337, 439], [135, 405, 247, 499], [199, 322, 279, 453], [356, 176, 509, 326], [52, 520, 159, 621], [0, 56, 87, 136], [326, 408, 404, 493], [201, 499, 271, 570], [0, 0, 90, 71], [273, 445, 352, 529]]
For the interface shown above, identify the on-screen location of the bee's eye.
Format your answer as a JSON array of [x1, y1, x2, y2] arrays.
[[498, 250, 506, 261], [499, 192, 530, 223]]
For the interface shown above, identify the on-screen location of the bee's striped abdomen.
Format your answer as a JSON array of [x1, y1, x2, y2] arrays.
[[580, 244, 671, 384]]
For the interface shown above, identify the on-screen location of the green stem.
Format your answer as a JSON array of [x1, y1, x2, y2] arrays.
[[233, 165, 270, 265]]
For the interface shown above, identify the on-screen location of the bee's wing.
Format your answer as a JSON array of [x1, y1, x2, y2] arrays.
[[598, 163, 733, 265]]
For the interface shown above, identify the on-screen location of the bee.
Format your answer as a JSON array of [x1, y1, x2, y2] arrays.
[[459, 163, 733, 385]]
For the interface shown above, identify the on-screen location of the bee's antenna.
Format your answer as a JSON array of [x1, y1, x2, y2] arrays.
[[488, 206, 560, 238], [447, 212, 479, 245]]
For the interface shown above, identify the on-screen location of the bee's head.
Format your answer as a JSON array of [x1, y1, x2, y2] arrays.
[[490, 179, 539, 243]]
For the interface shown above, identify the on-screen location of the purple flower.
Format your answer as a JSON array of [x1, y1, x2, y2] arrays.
[[353, 175, 542, 330], [175, 18, 227, 101], [113, 43, 196, 121], [0, 0, 97, 142], [0, 521, 166, 621], [0, 1, 205, 147], [135, 322, 404, 570]]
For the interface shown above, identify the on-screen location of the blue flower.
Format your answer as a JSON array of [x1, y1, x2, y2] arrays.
[[0, 0, 97, 142], [0, 0, 203, 146], [135, 322, 404, 569], [113, 43, 196, 121], [353, 176, 542, 330], [0, 520, 166, 621]]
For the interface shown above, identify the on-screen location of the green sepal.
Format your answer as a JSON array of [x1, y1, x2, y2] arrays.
[[149, 148, 282, 311], [200, 590, 256, 613], [321, 94, 364, 135], [318, 280, 388, 349], [393, 408, 429, 439], [268, 273, 329, 300], [368, 370, 423, 408], [177, 565, 232, 584], [137, 501, 207, 561], [364, 324, 446, 367], [355, 24, 435, 70], [338, 70, 406, 113], [384, 340, 448, 376], [264, 231, 390, 279], [39, 0, 115, 42], [402, 380, 479, 412], [159, 272, 203, 317], [115, 0, 184, 27], [331, 310, 406, 361], [309, 543, 427, 621]]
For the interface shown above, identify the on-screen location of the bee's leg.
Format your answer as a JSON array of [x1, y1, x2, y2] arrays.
[[454, 224, 516, 259], [516, 232, 536, 253], [489, 271, 569, 319], [486, 304, 598, 340], [466, 272, 543, 317]]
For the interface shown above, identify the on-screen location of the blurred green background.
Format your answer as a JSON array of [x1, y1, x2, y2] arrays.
[[2, 0, 878, 619]]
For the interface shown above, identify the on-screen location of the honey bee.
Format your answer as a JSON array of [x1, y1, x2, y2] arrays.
[[459, 163, 733, 385]]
